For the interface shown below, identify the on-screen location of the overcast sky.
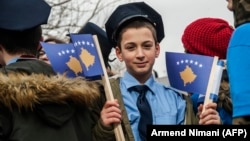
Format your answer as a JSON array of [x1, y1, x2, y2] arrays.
[[141, 0, 233, 77]]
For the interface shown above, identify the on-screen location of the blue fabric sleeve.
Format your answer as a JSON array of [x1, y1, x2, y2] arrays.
[[227, 23, 250, 117]]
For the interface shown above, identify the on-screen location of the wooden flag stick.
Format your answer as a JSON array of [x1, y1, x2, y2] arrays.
[[93, 35, 125, 141], [202, 56, 219, 113]]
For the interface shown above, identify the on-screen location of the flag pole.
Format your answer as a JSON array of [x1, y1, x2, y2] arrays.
[[93, 35, 125, 141], [202, 56, 221, 113]]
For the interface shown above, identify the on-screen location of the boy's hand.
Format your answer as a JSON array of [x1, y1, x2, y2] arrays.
[[100, 99, 122, 128], [198, 103, 221, 125]]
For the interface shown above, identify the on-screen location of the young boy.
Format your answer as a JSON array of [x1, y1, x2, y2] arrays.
[[101, 2, 221, 141]]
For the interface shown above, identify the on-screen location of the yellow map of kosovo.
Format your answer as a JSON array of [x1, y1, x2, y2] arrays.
[[66, 56, 82, 76], [79, 48, 95, 71], [65, 48, 95, 76], [179, 65, 197, 86]]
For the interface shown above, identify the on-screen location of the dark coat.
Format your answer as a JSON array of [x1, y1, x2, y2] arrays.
[[0, 59, 105, 141]]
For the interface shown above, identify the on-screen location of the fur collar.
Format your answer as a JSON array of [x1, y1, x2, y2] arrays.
[[0, 73, 101, 110]]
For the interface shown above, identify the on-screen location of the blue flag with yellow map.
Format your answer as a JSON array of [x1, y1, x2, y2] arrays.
[[40, 42, 84, 77], [40, 34, 103, 78], [165, 52, 214, 94], [70, 34, 103, 77]]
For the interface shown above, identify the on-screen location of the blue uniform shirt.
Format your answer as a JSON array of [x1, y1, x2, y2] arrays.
[[120, 71, 186, 141]]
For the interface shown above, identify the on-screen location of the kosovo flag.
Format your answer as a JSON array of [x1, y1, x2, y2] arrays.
[[40, 42, 85, 78], [70, 34, 104, 78], [165, 52, 214, 94]]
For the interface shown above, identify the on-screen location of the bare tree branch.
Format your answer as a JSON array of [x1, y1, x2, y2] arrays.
[[43, 0, 135, 41]]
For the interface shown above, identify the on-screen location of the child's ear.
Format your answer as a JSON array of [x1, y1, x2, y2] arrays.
[[155, 43, 160, 57], [115, 47, 123, 61]]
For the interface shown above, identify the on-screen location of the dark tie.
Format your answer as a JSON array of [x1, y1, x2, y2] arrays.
[[133, 85, 153, 141]]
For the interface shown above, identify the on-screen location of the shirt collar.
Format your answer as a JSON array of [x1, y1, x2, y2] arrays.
[[122, 71, 155, 93], [6, 57, 19, 65], [6, 55, 37, 65]]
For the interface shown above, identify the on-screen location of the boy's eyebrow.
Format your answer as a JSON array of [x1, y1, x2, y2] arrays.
[[123, 40, 154, 46]]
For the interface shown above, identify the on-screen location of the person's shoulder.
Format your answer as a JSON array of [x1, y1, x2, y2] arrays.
[[234, 23, 250, 33], [237, 22, 250, 28], [107, 76, 121, 90], [155, 76, 169, 86], [154, 81, 187, 98]]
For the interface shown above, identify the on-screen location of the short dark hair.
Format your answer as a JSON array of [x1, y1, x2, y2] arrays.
[[0, 26, 42, 56], [44, 37, 65, 44], [116, 19, 157, 48]]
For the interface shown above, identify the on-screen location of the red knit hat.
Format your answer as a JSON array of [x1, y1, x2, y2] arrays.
[[182, 17, 234, 59]]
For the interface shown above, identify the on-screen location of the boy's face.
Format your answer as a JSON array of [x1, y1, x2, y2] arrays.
[[116, 27, 160, 81]]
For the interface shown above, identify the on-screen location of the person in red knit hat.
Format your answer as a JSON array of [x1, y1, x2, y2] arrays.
[[181, 17, 234, 124], [182, 17, 234, 59]]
